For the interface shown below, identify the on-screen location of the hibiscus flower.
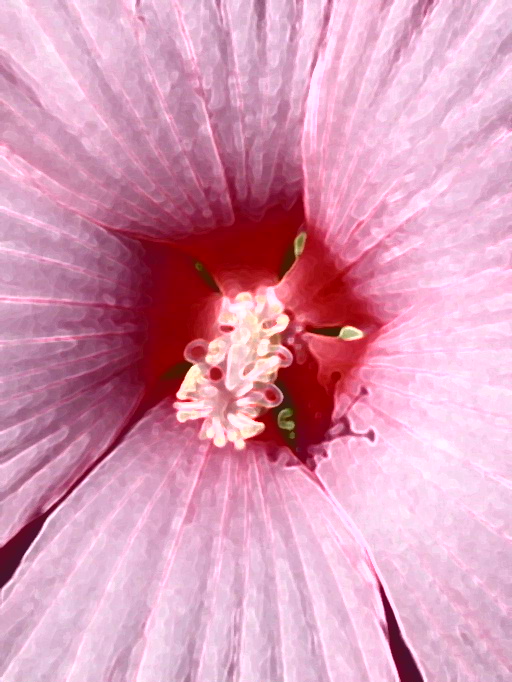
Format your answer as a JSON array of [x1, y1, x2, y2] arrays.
[[1, 1, 510, 681]]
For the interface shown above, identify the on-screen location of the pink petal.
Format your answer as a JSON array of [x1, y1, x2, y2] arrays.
[[303, 3, 512, 678], [2, 0, 331, 238], [0, 0, 329, 545], [304, 1, 511, 285], [319, 274, 512, 682], [0, 405, 398, 682], [0, 175, 146, 543]]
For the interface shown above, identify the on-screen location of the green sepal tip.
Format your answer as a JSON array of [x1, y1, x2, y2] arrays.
[[194, 261, 220, 292], [277, 407, 295, 431], [293, 232, 307, 258], [338, 326, 365, 341]]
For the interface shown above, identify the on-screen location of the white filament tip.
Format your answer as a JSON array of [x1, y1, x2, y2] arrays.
[[174, 287, 292, 450]]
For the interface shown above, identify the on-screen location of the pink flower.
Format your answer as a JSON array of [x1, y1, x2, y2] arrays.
[[1, 2, 510, 681]]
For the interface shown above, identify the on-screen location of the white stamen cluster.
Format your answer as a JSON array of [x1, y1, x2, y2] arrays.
[[174, 287, 293, 450]]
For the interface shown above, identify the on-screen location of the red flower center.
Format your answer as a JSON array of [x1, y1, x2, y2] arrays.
[[137, 200, 383, 467]]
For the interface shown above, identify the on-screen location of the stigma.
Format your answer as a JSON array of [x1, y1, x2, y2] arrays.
[[173, 287, 293, 450]]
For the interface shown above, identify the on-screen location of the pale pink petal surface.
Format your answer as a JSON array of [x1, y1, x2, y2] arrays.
[[0, 0, 330, 540], [303, 1, 512, 680], [2, 0, 331, 238], [0, 406, 398, 682], [0, 172, 147, 543], [0, 1, 511, 681]]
